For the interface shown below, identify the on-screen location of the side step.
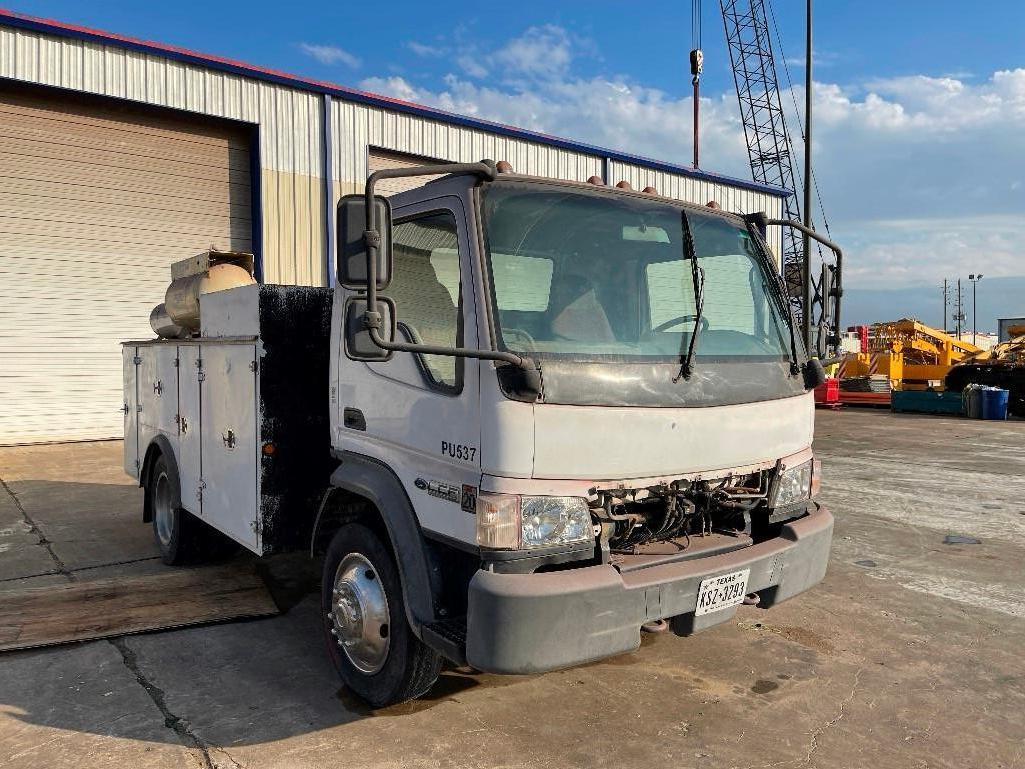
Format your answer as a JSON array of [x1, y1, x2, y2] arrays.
[[422, 616, 467, 666]]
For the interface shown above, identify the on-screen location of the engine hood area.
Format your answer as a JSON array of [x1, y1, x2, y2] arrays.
[[530, 392, 815, 481]]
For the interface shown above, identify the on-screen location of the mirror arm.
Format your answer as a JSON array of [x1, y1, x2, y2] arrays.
[[767, 217, 844, 358], [360, 161, 530, 368], [367, 326, 530, 367], [748, 213, 845, 360], [764, 218, 843, 293]]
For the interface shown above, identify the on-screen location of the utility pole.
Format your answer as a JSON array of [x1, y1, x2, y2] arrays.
[[802, 0, 813, 352], [969, 273, 983, 345], [942, 279, 948, 332], [955, 278, 964, 340]]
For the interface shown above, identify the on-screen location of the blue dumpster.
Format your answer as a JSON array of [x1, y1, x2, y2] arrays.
[[981, 388, 1009, 420]]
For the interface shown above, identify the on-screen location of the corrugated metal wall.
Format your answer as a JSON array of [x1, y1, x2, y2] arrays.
[[332, 100, 604, 199], [0, 25, 325, 285]]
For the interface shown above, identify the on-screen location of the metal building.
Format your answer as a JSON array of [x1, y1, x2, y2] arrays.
[[0, 10, 786, 444], [998, 318, 1025, 343]]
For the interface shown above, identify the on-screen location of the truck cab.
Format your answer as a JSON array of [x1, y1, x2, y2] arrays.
[[323, 162, 833, 703]]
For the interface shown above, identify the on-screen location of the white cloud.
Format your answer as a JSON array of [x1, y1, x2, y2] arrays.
[[407, 41, 445, 58], [457, 54, 489, 79], [838, 215, 1025, 287], [784, 49, 841, 69], [299, 42, 361, 69], [365, 30, 1025, 289], [493, 25, 574, 79]]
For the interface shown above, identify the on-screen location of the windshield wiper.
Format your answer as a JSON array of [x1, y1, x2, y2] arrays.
[[746, 221, 801, 375], [673, 212, 705, 382]]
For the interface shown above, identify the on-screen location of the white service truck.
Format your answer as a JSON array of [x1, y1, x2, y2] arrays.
[[123, 161, 842, 707]]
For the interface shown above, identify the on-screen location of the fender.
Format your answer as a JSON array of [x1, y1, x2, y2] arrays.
[[323, 451, 442, 633], [140, 434, 182, 523]]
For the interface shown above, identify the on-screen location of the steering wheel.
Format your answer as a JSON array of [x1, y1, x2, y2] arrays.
[[502, 327, 537, 351], [652, 314, 710, 333]]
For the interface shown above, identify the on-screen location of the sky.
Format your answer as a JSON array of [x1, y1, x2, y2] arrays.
[[12, 1, 1025, 324]]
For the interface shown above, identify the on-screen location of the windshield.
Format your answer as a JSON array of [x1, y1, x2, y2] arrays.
[[481, 183, 793, 362]]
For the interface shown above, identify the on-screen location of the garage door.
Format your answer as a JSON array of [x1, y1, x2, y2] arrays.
[[0, 87, 253, 444], [368, 149, 447, 197]]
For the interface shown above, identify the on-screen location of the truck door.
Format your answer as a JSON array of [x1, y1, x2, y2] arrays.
[[337, 195, 481, 545]]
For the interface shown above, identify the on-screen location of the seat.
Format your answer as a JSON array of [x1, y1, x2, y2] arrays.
[[388, 247, 459, 385], [547, 273, 616, 343]]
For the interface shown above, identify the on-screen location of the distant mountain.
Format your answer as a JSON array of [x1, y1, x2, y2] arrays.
[[840, 276, 1025, 333]]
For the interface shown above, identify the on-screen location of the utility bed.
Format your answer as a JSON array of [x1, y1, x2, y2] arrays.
[[123, 285, 334, 554]]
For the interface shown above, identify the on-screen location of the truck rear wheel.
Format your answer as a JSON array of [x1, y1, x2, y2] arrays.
[[321, 523, 441, 707], [149, 454, 202, 565]]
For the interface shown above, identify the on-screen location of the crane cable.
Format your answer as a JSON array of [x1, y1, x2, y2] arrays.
[[693, 0, 703, 52], [690, 0, 704, 167]]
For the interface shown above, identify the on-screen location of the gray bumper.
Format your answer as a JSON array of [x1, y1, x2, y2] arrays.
[[466, 503, 833, 674]]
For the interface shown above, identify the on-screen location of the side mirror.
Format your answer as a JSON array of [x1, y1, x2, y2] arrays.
[[802, 358, 827, 390], [495, 361, 542, 403], [344, 297, 395, 361], [337, 194, 392, 288]]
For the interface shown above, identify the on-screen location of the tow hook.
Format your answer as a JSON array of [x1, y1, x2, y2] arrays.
[[641, 619, 669, 634], [743, 592, 761, 606]]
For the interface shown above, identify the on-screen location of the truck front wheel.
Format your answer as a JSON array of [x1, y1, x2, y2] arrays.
[[321, 523, 441, 707]]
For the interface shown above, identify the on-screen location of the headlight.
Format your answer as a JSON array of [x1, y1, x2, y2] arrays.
[[769, 458, 820, 508], [476, 493, 593, 550]]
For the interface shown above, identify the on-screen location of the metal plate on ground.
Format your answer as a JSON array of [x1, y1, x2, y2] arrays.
[[695, 568, 750, 616], [0, 562, 277, 652]]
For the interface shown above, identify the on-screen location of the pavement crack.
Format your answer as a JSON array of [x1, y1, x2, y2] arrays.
[[109, 636, 215, 769], [0, 475, 75, 582], [800, 668, 864, 767], [0, 568, 62, 583], [210, 746, 246, 769], [71, 555, 163, 573]]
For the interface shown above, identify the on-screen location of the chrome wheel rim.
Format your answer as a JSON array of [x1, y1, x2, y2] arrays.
[[153, 471, 174, 548], [329, 552, 390, 674]]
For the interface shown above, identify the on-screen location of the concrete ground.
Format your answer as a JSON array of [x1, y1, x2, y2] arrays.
[[1, 409, 1023, 769]]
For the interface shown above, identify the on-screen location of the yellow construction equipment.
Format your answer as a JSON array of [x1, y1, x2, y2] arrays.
[[962, 326, 1025, 365], [838, 319, 982, 390]]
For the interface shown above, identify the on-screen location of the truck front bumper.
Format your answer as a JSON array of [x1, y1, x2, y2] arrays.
[[466, 503, 833, 674]]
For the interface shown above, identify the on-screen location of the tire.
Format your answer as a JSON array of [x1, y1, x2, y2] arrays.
[[321, 523, 441, 707], [148, 454, 239, 566], [148, 454, 206, 565]]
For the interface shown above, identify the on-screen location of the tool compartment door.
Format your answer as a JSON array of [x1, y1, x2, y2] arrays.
[[177, 344, 203, 518], [122, 346, 139, 478], [138, 343, 179, 440], [199, 343, 260, 552]]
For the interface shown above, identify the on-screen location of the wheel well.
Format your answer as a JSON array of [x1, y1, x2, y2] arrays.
[[310, 487, 390, 558], [140, 442, 164, 523], [311, 486, 469, 624], [139, 437, 182, 524]]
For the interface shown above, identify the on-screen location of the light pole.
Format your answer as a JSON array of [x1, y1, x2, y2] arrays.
[[969, 274, 983, 345]]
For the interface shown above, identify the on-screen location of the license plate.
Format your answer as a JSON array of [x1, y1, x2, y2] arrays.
[[695, 569, 750, 616]]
